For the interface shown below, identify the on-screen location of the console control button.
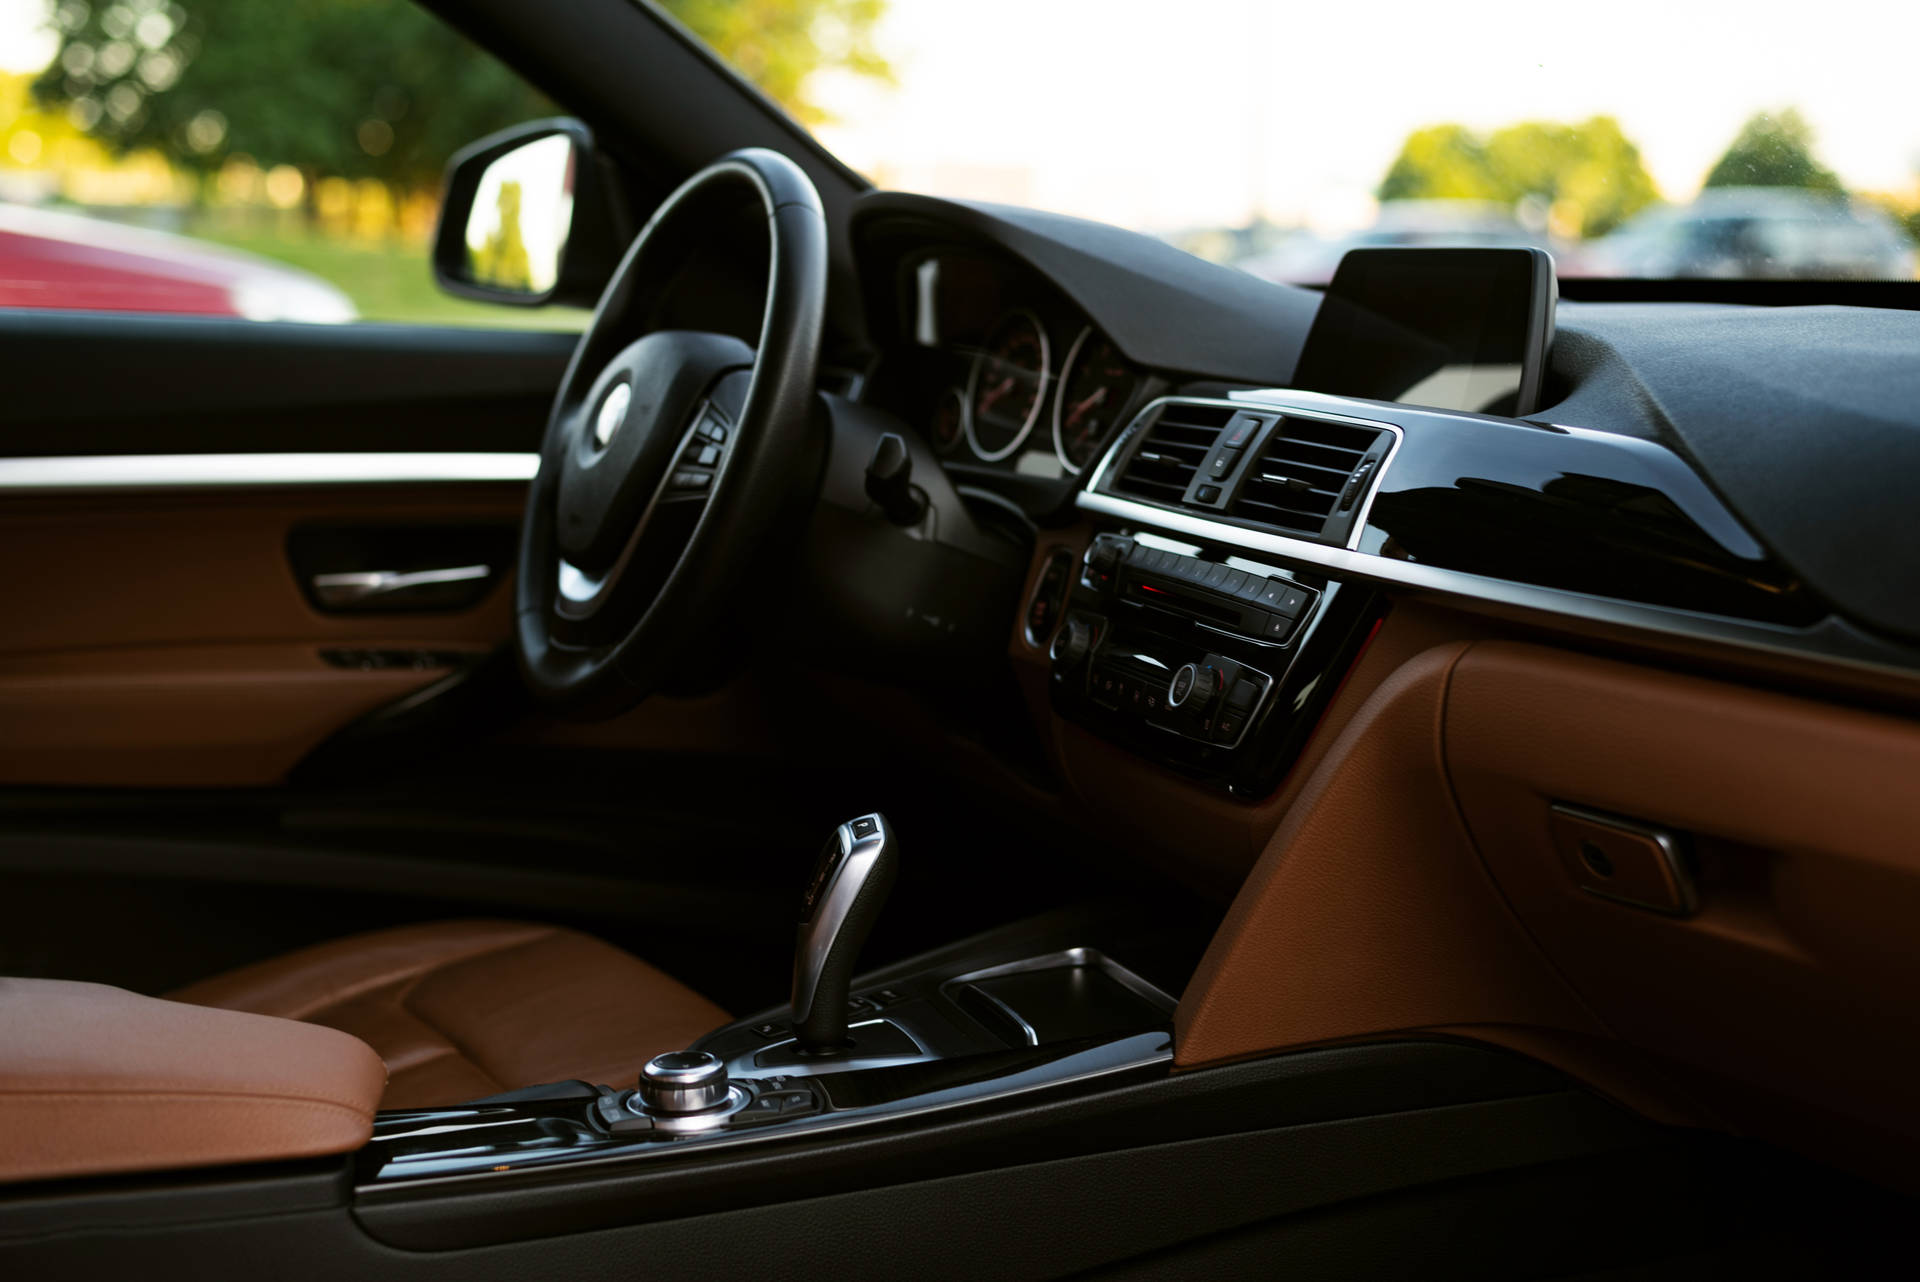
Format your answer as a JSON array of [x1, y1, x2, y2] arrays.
[[1255, 578, 1290, 609], [1275, 585, 1311, 617], [1226, 678, 1263, 713], [670, 469, 712, 492], [1261, 613, 1293, 641]]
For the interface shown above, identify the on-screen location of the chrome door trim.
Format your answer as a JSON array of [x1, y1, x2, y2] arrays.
[[0, 452, 539, 492]]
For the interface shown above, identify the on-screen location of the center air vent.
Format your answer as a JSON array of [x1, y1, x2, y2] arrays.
[[1107, 402, 1233, 503], [1228, 416, 1391, 541]]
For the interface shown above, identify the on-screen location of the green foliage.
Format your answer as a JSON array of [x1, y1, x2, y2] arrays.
[[1378, 125, 1502, 202], [669, 0, 893, 125], [1377, 116, 1660, 237], [1703, 109, 1843, 193], [32, 0, 891, 193], [33, 0, 553, 193]]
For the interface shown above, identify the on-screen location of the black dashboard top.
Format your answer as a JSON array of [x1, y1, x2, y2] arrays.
[[1546, 302, 1920, 642]]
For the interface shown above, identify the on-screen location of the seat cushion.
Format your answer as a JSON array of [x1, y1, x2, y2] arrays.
[[168, 920, 730, 1110]]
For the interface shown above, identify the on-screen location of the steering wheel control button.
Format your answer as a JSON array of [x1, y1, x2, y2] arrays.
[[669, 469, 712, 492], [639, 1051, 730, 1115]]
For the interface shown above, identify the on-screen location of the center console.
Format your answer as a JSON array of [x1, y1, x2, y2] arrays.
[[355, 814, 1178, 1191], [1044, 531, 1381, 797]]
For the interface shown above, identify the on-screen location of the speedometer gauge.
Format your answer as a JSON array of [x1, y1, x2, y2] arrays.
[[1053, 327, 1135, 474], [965, 309, 1050, 461]]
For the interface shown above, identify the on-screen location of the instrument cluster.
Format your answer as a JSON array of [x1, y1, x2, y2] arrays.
[[876, 250, 1155, 487]]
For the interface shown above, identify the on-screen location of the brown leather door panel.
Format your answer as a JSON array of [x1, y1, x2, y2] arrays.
[[0, 484, 522, 787], [1178, 637, 1920, 1188]]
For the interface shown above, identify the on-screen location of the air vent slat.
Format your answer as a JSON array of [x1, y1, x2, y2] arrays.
[[1225, 414, 1392, 544], [1107, 402, 1234, 503]]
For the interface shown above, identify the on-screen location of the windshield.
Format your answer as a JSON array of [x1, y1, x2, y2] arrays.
[[747, 0, 1920, 284], [1, 0, 1915, 297]]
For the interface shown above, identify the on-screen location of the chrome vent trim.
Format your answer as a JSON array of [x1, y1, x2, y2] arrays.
[[1104, 401, 1233, 504], [1086, 394, 1402, 551]]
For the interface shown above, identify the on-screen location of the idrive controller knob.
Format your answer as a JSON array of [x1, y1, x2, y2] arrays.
[[638, 1050, 729, 1114]]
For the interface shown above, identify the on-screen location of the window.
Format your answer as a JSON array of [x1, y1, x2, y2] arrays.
[[0, 0, 585, 326]]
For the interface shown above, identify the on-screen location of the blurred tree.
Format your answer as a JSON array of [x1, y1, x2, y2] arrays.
[[1484, 117, 1657, 237], [1377, 116, 1658, 238], [1377, 124, 1500, 202], [1703, 109, 1844, 193], [471, 179, 530, 290], [671, 0, 892, 125], [31, 0, 890, 203]]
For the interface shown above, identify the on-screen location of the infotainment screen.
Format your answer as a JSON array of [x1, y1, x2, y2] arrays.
[[1289, 247, 1556, 417]]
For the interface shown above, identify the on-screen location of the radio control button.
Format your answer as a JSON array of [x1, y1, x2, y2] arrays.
[[1276, 585, 1311, 617], [1256, 578, 1289, 608], [1261, 613, 1293, 642]]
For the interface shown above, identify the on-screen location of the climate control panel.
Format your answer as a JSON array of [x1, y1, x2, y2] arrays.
[[1048, 531, 1378, 795]]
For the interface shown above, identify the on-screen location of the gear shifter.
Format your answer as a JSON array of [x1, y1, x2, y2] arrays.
[[792, 812, 899, 1052]]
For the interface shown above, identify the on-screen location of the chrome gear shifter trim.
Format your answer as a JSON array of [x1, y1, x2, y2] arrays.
[[791, 813, 898, 1051]]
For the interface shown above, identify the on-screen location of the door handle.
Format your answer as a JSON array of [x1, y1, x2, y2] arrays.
[[310, 564, 492, 607]]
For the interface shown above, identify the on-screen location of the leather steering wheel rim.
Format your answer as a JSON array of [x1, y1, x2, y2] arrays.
[[514, 148, 828, 714]]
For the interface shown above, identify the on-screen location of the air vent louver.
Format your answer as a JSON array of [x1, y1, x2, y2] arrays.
[[1228, 417, 1388, 539], [1108, 402, 1234, 503]]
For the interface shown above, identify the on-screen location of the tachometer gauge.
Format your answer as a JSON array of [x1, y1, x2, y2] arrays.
[[1053, 327, 1135, 474], [965, 309, 1050, 461], [929, 386, 966, 454]]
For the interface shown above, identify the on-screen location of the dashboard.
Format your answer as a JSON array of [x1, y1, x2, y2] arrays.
[[842, 190, 1920, 802]]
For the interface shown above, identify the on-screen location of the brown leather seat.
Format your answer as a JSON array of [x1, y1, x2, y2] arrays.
[[168, 919, 730, 1110]]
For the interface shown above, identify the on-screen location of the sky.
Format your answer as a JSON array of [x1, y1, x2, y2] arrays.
[[809, 0, 1920, 232], [5, 0, 1918, 235]]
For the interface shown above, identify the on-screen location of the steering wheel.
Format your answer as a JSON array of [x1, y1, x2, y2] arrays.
[[515, 148, 828, 713]]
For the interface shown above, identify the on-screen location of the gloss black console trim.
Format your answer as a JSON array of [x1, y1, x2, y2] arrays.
[[1078, 390, 1920, 684]]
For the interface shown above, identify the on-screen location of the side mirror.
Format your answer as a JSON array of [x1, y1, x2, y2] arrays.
[[432, 118, 628, 309]]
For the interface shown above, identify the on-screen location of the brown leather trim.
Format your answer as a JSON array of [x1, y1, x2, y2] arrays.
[[0, 978, 385, 1185], [0, 644, 466, 787], [0, 484, 520, 787], [171, 920, 732, 1109], [1444, 640, 1920, 1181], [1174, 644, 1608, 1063], [1176, 637, 1920, 1186]]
